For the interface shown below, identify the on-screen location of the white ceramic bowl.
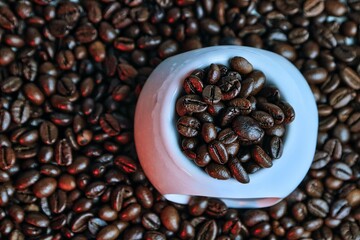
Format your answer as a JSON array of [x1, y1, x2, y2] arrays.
[[134, 46, 318, 208]]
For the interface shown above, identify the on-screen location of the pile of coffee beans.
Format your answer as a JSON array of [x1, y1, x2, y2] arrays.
[[0, 0, 359, 239], [176, 56, 295, 183]]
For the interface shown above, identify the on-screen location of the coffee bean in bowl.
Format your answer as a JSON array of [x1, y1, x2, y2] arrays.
[[175, 56, 295, 183], [135, 46, 318, 208]]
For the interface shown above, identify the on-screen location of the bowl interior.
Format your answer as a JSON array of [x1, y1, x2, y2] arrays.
[[157, 46, 317, 198]]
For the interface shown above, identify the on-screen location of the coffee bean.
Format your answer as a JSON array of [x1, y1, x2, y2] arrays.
[[330, 162, 352, 180], [258, 102, 285, 124], [229, 98, 252, 115], [0, 146, 15, 170], [119, 203, 141, 221], [0, 47, 15, 66], [183, 75, 204, 94], [0, 7, 18, 30], [230, 56, 253, 74], [0, 76, 22, 94], [288, 27, 309, 44], [96, 224, 120, 240], [303, 0, 325, 17], [202, 85, 222, 105], [25, 212, 49, 228], [308, 198, 329, 218], [177, 116, 201, 137], [55, 139, 73, 166], [176, 95, 207, 116], [114, 156, 137, 174], [228, 157, 249, 183], [339, 66, 360, 90], [11, 100, 30, 124], [196, 220, 217, 240], [33, 177, 57, 198], [232, 116, 264, 144], [142, 212, 161, 230], [251, 145, 272, 168], [311, 150, 331, 169], [208, 141, 228, 164], [250, 111, 274, 128], [205, 162, 231, 179]]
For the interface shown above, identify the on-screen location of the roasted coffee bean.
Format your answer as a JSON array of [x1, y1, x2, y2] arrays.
[[177, 116, 200, 137], [228, 157, 249, 183], [303, 0, 325, 17], [258, 102, 285, 124], [142, 212, 161, 230], [251, 145, 272, 168], [195, 145, 211, 167], [55, 139, 72, 166], [330, 162, 352, 180], [339, 66, 360, 90], [0, 7, 18, 30], [0, 76, 22, 94], [230, 56, 253, 74], [208, 141, 228, 164], [114, 156, 137, 173], [308, 198, 329, 218], [202, 85, 222, 105], [229, 98, 252, 115], [0, 110, 11, 132], [250, 111, 274, 128], [232, 116, 264, 144], [217, 128, 238, 144], [268, 136, 284, 159], [205, 162, 231, 179], [176, 95, 207, 116], [0, 47, 15, 66], [0, 146, 15, 170], [11, 100, 30, 124], [196, 220, 217, 240], [33, 177, 57, 198]]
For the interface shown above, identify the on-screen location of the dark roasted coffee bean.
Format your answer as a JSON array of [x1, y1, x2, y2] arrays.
[[24, 212, 49, 229], [232, 116, 264, 144], [0, 7, 18, 30], [33, 177, 57, 198], [176, 95, 207, 116], [308, 198, 329, 218], [208, 141, 228, 164], [196, 220, 217, 240], [39, 121, 58, 145], [55, 139, 72, 166], [0, 110, 11, 132], [217, 128, 238, 144], [339, 66, 360, 90], [250, 111, 274, 128], [195, 145, 211, 167], [228, 157, 249, 183], [207, 64, 221, 84], [330, 162, 352, 180], [258, 102, 285, 124], [183, 75, 204, 94], [205, 162, 231, 179], [201, 123, 217, 143], [0, 76, 22, 94], [0, 146, 15, 170], [229, 98, 252, 115], [230, 56, 253, 74], [177, 116, 200, 137], [202, 85, 222, 105], [14, 169, 40, 190], [11, 100, 30, 124], [252, 145, 272, 168], [0, 47, 15, 66], [303, 0, 325, 17], [269, 136, 284, 159]]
